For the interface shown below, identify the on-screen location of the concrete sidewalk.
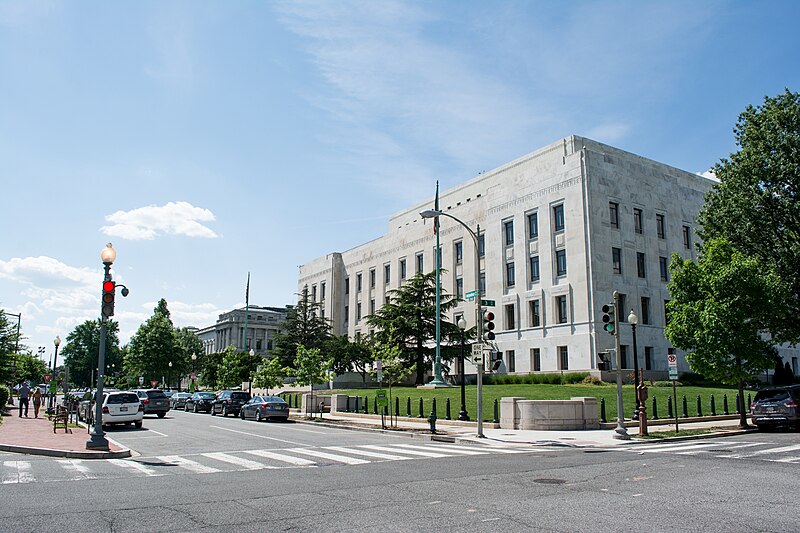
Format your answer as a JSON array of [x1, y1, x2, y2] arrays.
[[0, 409, 131, 459]]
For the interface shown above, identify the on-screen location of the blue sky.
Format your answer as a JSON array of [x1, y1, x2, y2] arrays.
[[1, 0, 798, 364]]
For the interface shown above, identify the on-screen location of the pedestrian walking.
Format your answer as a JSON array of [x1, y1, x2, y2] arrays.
[[32, 386, 43, 418], [18, 381, 30, 417]]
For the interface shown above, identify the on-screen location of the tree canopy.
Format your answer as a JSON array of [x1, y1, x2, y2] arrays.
[[125, 299, 181, 385], [61, 319, 122, 387], [0, 309, 21, 384], [273, 285, 331, 368], [326, 333, 373, 385], [698, 89, 800, 344]]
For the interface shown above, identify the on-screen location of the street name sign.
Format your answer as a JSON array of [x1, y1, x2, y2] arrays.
[[465, 290, 478, 301], [481, 299, 496, 307]]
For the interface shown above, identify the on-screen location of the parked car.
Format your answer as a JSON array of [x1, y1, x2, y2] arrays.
[[239, 395, 290, 422], [185, 392, 216, 413], [78, 388, 120, 422], [133, 389, 171, 417], [211, 390, 251, 417], [99, 391, 143, 429], [170, 392, 192, 410], [751, 385, 800, 430]]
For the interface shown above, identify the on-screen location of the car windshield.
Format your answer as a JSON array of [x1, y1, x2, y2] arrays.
[[755, 390, 791, 402], [146, 390, 167, 399], [231, 392, 250, 401], [196, 393, 215, 399], [264, 396, 285, 403], [108, 393, 139, 404]]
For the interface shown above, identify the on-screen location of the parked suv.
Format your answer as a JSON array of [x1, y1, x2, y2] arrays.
[[133, 389, 171, 417], [211, 390, 251, 417], [100, 391, 144, 429], [751, 385, 800, 430]]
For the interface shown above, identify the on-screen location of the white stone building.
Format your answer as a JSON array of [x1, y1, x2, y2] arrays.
[[298, 136, 716, 378], [195, 306, 289, 356]]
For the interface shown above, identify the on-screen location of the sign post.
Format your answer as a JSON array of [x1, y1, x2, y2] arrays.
[[668, 353, 679, 431]]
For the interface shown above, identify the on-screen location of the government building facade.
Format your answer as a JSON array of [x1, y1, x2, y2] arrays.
[[298, 136, 716, 378], [194, 305, 289, 357]]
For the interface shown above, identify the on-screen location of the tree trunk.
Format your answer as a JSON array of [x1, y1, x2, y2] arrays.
[[415, 342, 425, 385]]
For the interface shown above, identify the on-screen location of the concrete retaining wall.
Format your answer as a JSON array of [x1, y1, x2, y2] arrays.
[[500, 396, 600, 430]]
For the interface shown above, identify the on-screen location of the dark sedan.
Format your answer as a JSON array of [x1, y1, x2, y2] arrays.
[[170, 392, 192, 410], [239, 395, 290, 422], [211, 390, 251, 417], [185, 392, 216, 413]]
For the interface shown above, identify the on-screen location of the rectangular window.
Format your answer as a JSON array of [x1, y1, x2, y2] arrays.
[[503, 219, 514, 246], [637, 252, 646, 278], [400, 259, 407, 280], [659, 256, 669, 282], [527, 211, 539, 239], [556, 295, 568, 324], [370, 299, 376, 315], [321, 281, 326, 300], [479, 271, 486, 296], [384, 264, 391, 284], [345, 278, 350, 295], [456, 277, 464, 299], [529, 299, 541, 327], [641, 296, 651, 325], [356, 273, 363, 292], [612, 247, 622, 274], [454, 241, 463, 264], [618, 293, 627, 318], [344, 304, 349, 324], [369, 269, 376, 289], [506, 261, 515, 288], [556, 249, 567, 276], [478, 233, 485, 258], [683, 225, 691, 249], [656, 213, 666, 239], [634, 208, 643, 234], [620, 345, 628, 369], [553, 204, 565, 232], [558, 346, 569, 370], [505, 303, 516, 330], [416, 253, 424, 274], [319, 309, 324, 320], [356, 302, 362, 321], [529, 255, 540, 282], [645, 346, 653, 371], [507, 350, 516, 373], [531, 348, 541, 371], [311, 284, 317, 302], [609, 202, 619, 229]]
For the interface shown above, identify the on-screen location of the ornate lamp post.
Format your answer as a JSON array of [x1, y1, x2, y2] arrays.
[[457, 317, 469, 421], [168, 361, 173, 390], [191, 353, 197, 392], [248, 349, 255, 394], [628, 309, 640, 420]]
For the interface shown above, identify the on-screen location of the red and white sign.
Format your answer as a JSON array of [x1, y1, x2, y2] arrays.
[[43, 374, 51, 383], [667, 354, 678, 367]]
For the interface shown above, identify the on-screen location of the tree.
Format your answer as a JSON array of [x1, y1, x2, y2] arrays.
[[665, 239, 786, 427], [273, 286, 331, 368], [292, 344, 332, 418], [14, 353, 48, 384], [125, 299, 181, 386], [199, 351, 224, 390], [252, 357, 289, 393], [365, 271, 460, 385], [698, 89, 800, 344], [326, 333, 373, 385], [61, 319, 122, 387], [217, 345, 256, 389], [369, 339, 412, 425], [174, 327, 203, 383], [0, 309, 21, 385]]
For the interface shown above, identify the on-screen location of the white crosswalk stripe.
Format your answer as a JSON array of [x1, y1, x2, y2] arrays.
[[2, 460, 35, 484], [289, 448, 370, 465], [57, 459, 97, 480], [360, 444, 452, 458], [107, 458, 161, 477], [202, 452, 276, 470], [618, 440, 800, 464], [243, 449, 317, 466], [325, 446, 411, 461], [158, 455, 222, 474]]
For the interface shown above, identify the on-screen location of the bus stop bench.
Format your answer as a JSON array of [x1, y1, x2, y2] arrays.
[[53, 406, 71, 433]]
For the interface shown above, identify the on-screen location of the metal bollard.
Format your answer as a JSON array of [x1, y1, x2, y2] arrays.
[[723, 394, 730, 415], [346, 396, 351, 413], [735, 393, 741, 414], [600, 397, 607, 423], [406, 396, 412, 417], [428, 398, 437, 433], [492, 399, 499, 424], [696, 395, 702, 417], [710, 395, 716, 416], [418, 397, 424, 418], [682, 395, 688, 418], [445, 398, 451, 420], [364, 396, 369, 415], [667, 395, 674, 418], [373, 398, 378, 415], [395, 396, 400, 419], [652, 396, 659, 420]]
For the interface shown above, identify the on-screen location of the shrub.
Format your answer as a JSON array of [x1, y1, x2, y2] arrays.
[[582, 375, 605, 385], [562, 372, 590, 384], [652, 380, 682, 387], [0, 385, 9, 408]]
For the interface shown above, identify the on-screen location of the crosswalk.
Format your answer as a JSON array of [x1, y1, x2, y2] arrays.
[[616, 440, 800, 463], [1, 442, 534, 485]]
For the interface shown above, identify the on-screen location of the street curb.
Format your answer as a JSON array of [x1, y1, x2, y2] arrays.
[[626, 427, 757, 445], [289, 417, 456, 442], [0, 442, 131, 459]]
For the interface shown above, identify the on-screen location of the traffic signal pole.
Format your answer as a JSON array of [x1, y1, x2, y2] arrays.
[[612, 290, 630, 440]]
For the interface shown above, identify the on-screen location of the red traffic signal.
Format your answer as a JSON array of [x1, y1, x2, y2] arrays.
[[482, 310, 496, 340], [102, 280, 116, 319]]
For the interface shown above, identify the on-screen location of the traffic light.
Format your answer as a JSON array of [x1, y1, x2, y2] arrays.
[[597, 351, 609, 371], [601, 302, 615, 335], [102, 280, 116, 319], [482, 310, 495, 341]]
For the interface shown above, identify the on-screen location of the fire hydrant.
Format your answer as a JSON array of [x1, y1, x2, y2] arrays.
[[637, 375, 649, 437], [428, 400, 437, 434]]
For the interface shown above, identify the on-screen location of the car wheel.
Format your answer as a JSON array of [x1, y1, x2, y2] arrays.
[[222, 406, 228, 417], [211, 406, 216, 416], [135, 421, 142, 429], [157, 412, 166, 418], [240, 409, 245, 420], [255, 411, 262, 422]]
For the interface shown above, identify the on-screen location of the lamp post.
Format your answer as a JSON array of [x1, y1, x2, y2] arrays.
[[168, 361, 173, 390], [87, 243, 116, 450], [248, 349, 255, 394], [420, 209, 484, 437], [191, 353, 197, 392], [48, 336, 61, 412], [457, 317, 469, 421], [628, 310, 640, 420]]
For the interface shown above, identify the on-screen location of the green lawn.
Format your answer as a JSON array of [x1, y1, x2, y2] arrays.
[[304, 384, 749, 422]]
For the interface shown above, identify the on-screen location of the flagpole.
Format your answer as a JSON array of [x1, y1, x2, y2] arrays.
[[429, 181, 447, 386]]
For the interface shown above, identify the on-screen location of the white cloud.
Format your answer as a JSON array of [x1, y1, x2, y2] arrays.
[[100, 201, 219, 241], [0, 256, 96, 286], [698, 169, 719, 182]]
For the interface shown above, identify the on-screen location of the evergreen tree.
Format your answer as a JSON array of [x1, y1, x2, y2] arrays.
[[273, 285, 331, 368]]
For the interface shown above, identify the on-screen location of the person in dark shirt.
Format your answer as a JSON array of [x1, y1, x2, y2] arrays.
[[18, 382, 30, 417]]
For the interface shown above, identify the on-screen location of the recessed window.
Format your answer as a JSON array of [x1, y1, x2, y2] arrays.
[[384, 264, 391, 284], [529, 299, 541, 327], [527, 211, 539, 239], [505, 261, 515, 288], [659, 256, 669, 282], [618, 293, 627, 317], [531, 348, 541, 371], [507, 350, 516, 373], [664, 299, 670, 325], [454, 241, 463, 264], [416, 253, 424, 274], [529, 255, 540, 282], [683, 225, 691, 249], [503, 219, 514, 246], [558, 346, 569, 370], [609, 202, 619, 229], [356, 273, 363, 292], [634, 208, 643, 234], [637, 252, 646, 278], [321, 281, 326, 300], [456, 277, 464, 299], [505, 303, 516, 330], [556, 295, 568, 324], [370, 299, 375, 314], [311, 284, 317, 302], [556, 249, 567, 277], [344, 304, 349, 325], [641, 296, 651, 325], [345, 278, 350, 295], [612, 247, 622, 274], [369, 269, 376, 289], [645, 346, 653, 370], [400, 258, 407, 280], [553, 204, 565, 232], [356, 302, 362, 321], [620, 345, 628, 369], [656, 213, 666, 239]]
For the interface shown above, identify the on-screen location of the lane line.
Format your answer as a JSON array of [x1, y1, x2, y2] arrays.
[[57, 459, 97, 480], [290, 448, 371, 465], [209, 425, 305, 446], [107, 459, 160, 477], [202, 452, 276, 470], [157, 455, 221, 474], [243, 449, 317, 466]]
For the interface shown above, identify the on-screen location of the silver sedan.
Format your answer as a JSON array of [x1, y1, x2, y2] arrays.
[[239, 395, 290, 422]]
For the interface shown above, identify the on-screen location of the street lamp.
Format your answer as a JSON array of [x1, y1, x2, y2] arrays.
[[628, 309, 640, 420], [248, 349, 255, 394], [191, 353, 197, 392], [457, 317, 469, 421], [420, 209, 485, 437], [48, 337, 60, 412], [168, 361, 173, 390]]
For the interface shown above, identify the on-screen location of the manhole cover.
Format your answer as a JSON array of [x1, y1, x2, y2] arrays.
[[533, 478, 567, 485]]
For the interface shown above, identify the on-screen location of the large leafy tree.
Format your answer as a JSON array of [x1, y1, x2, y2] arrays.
[[14, 352, 48, 384], [218, 345, 257, 389], [0, 309, 21, 385], [252, 357, 290, 393], [198, 351, 224, 390], [698, 89, 800, 344], [174, 327, 203, 381], [365, 271, 460, 385], [326, 333, 373, 385], [665, 239, 786, 427], [273, 285, 331, 368], [292, 344, 332, 418], [125, 299, 181, 385], [61, 319, 122, 387]]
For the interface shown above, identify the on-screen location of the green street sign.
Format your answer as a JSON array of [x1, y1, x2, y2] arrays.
[[375, 389, 389, 407], [481, 299, 496, 307], [465, 290, 478, 301]]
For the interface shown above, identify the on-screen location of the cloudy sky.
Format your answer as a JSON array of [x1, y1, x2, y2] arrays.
[[1, 0, 798, 364]]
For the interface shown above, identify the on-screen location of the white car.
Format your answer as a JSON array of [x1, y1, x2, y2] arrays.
[[100, 391, 144, 428]]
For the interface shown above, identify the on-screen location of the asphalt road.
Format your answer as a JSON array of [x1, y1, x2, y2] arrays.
[[2, 410, 798, 532]]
